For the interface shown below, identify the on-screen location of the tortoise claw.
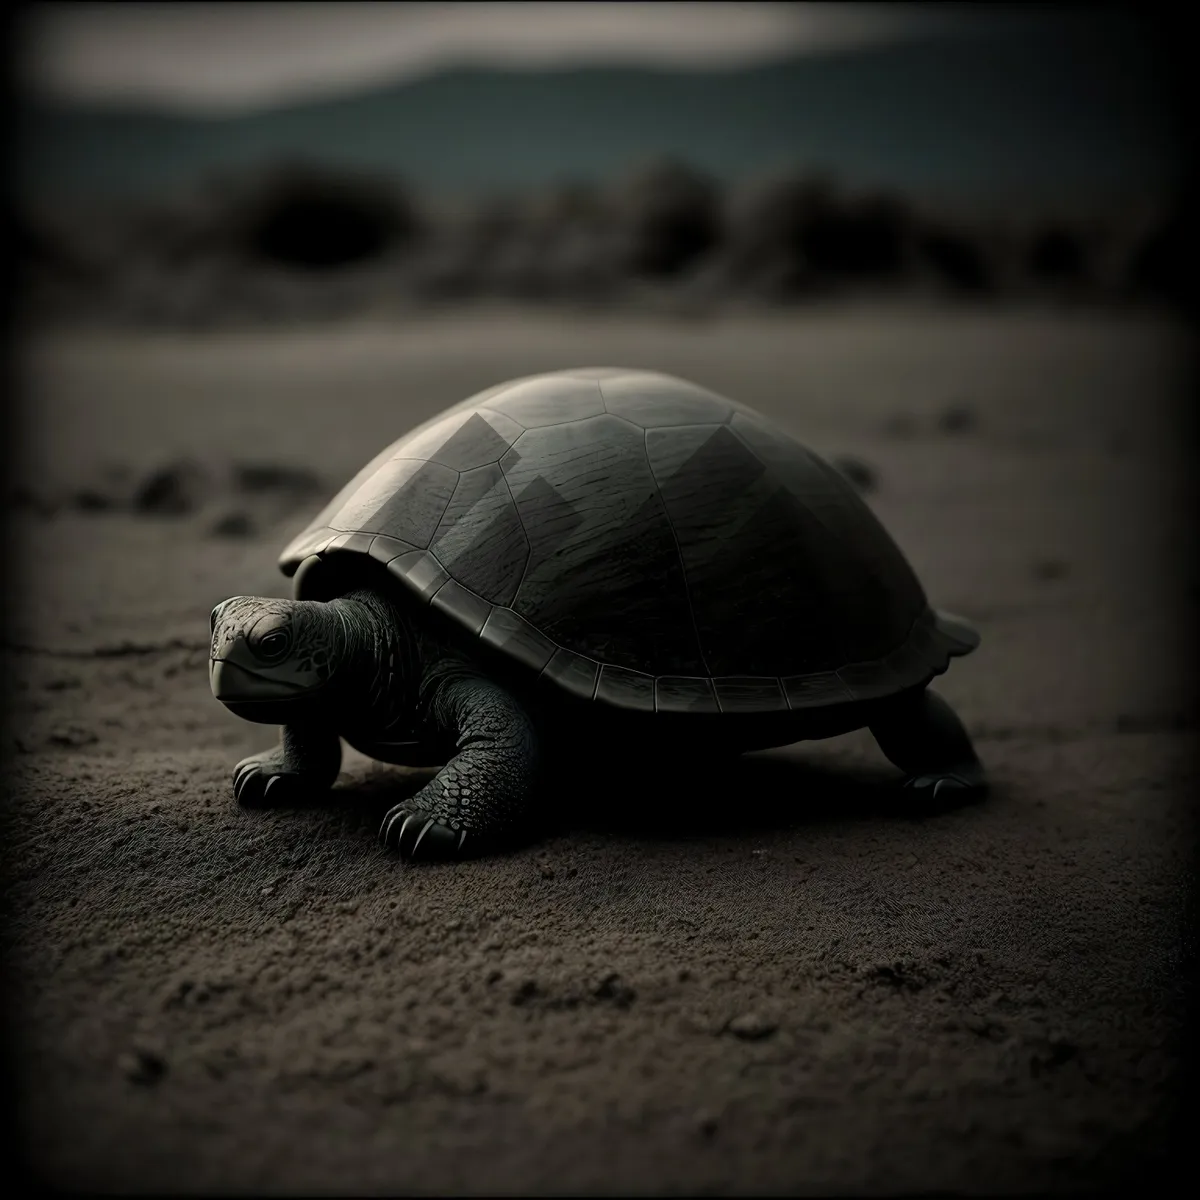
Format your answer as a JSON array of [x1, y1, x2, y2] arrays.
[[232, 752, 315, 808], [379, 805, 465, 861], [900, 760, 987, 802]]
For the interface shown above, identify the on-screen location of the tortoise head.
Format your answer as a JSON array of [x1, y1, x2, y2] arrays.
[[209, 596, 341, 723]]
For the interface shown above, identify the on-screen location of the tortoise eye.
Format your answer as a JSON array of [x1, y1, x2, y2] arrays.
[[257, 630, 290, 661]]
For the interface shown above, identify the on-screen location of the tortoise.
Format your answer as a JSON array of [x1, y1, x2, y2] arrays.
[[209, 368, 984, 861]]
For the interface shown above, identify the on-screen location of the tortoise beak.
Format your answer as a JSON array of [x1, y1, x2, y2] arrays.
[[210, 658, 300, 703], [210, 658, 249, 702]]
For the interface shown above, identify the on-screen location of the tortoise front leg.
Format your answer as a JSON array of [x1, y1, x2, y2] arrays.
[[233, 723, 342, 807], [869, 687, 986, 802], [379, 672, 539, 861]]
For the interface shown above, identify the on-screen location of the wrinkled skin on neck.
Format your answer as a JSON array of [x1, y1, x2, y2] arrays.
[[209, 590, 422, 729]]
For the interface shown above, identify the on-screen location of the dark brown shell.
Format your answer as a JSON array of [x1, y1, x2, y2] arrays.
[[280, 368, 978, 713]]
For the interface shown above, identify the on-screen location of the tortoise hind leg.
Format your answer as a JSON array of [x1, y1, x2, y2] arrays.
[[868, 687, 986, 801]]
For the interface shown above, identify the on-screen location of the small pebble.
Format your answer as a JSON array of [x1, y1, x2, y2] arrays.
[[726, 1013, 777, 1041], [594, 973, 637, 1008], [119, 1048, 167, 1085], [511, 979, 540, 1006]]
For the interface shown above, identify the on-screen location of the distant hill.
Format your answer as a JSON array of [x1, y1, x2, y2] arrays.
[[13, 14, 1184, 215]]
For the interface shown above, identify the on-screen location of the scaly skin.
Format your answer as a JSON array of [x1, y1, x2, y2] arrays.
[[211, 587, 540, 862], [378, 662, 540, 858]]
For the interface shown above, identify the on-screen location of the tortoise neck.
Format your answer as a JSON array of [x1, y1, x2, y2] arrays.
[[326, 590, 423, 729]]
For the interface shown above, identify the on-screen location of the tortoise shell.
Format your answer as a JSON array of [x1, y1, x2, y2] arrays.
[[280, 368, 978, 714]]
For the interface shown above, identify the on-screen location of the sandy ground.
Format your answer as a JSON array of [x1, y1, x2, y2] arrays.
[[3, 305, 1195, 1193]]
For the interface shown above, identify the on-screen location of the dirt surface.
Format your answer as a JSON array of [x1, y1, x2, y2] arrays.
[[3, 306, 1195, 1193]]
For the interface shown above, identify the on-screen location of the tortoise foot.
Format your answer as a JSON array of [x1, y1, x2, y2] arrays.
[[900, 759, 987, 802], [233, 751, 322, 808], [379, 804, 469, 862]]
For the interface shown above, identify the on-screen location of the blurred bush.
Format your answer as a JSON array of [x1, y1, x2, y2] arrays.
[[19, 160, 423, 326], [14, 156, 1189, 326], [1124, 194, 1194, 311], [606, 157, 722, 278], [914, 224, 994, 295], [236, 161, 418, 269], [721, 173, 917, 297]]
